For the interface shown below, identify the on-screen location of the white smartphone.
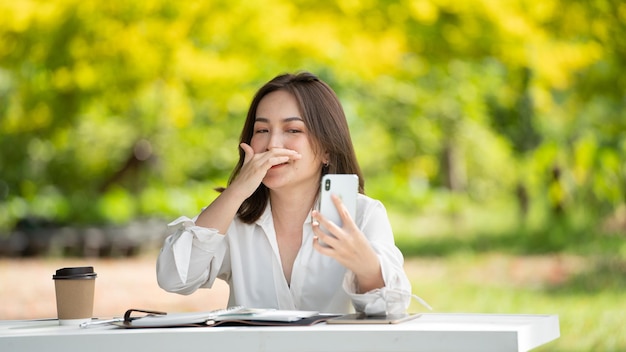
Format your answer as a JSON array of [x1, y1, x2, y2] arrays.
[[326, 313, 421, 324], [318, 174, 358, 239]]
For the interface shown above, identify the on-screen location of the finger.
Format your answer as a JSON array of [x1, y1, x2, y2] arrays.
[[312, 235, 335, 253], [313, 210, 341, 233], [242, 148, 289, 172], [240, 143, 255, 164], [267, 155, 291, 167], [268, 147, 302, 160], [312, 210, 344, 243], [311, 220, 338, 249], [257, 149, 301, 170], [331, 194, 356, 228]]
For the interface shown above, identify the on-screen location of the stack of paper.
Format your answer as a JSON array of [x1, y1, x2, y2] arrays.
[[213, 308, 319, 323]]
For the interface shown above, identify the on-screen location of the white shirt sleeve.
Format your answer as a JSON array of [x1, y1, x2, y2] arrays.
[[156, 216, 229, 295]]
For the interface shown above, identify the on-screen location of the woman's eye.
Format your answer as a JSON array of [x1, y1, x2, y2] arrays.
[[287, 129, 302, 133], [255, 129, 269, 134]]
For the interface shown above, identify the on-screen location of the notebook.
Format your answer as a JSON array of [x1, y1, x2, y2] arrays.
[[108, 307, 335, 328]]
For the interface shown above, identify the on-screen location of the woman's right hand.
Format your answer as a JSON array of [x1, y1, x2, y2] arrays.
[[228, 143, 301, 200], [194, 143, 300, 231]]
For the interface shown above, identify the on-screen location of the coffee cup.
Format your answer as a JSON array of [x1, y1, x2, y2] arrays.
[[52, 266, 97, 326]]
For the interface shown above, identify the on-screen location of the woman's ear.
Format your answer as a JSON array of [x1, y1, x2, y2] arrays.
[[323, 152, 330, 166]]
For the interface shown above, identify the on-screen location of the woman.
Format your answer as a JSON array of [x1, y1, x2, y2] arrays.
[[157, 72, 413, 314]]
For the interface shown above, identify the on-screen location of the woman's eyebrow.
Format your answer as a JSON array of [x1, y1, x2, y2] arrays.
[[254, 117, 304, 123]]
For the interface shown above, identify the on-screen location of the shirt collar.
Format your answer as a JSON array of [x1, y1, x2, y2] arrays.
[[255, 202, 273, 227]]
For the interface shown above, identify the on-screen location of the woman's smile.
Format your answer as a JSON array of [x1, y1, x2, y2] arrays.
[[270, 162, 289, 169]]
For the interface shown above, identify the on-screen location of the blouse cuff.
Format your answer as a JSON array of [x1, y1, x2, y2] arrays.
[[342, 271, 432, 315], [167, 216, 225, 284], [341, 254, 413, 315]]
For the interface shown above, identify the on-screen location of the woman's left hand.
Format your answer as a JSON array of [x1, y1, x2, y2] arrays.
[[312, 194, 384, 293]]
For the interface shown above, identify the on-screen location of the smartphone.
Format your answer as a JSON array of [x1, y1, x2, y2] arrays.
[[326, 313, 420, 324], [318, 174, 358, 241]]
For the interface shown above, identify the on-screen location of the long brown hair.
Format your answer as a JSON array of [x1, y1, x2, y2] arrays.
[[229, 72, 364, 223]]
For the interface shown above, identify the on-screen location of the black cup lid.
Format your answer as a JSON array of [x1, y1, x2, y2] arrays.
[[53, 266, 97, 280]]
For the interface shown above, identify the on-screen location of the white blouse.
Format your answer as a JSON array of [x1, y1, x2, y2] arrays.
[[156, 194, 413, 314]]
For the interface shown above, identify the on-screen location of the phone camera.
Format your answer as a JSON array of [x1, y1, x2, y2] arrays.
[[325, 179, 331, 191]]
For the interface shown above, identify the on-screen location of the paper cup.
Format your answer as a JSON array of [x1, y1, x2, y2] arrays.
[[53, 267, 97, 326]]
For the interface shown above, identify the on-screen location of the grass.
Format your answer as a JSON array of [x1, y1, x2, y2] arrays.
[[392, 200, 626, 351], [403, 254, 626, 351]]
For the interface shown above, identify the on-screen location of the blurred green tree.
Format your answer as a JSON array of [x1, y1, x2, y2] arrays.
[[0, 0, 623, 239]]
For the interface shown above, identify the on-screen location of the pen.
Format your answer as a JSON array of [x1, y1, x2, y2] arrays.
[[79, 317, 123, 328]]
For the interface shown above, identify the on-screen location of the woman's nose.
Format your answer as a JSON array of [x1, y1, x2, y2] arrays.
[[267, 131, 283, 150]]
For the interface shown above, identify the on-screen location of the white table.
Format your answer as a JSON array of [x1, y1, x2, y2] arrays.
[[0, 313, 559, 352]]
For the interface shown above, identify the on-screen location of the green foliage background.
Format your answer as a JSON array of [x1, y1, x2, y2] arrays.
[[2, 0, 624, 232], [1, 1, 626, 350]]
